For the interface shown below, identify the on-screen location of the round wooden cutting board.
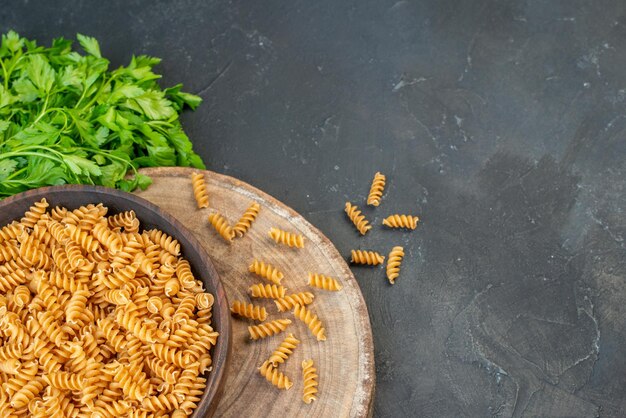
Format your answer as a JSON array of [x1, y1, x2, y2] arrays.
[[135, 167, 375, 418]]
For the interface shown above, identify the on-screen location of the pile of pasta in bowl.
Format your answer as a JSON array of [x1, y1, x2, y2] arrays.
[[0, 198, 218, 417]]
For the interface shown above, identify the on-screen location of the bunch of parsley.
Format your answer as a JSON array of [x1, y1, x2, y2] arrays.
[[0, 31, 205, 198]]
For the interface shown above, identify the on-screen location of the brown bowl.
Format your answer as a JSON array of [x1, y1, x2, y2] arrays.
[[0, 185, 231, 417]]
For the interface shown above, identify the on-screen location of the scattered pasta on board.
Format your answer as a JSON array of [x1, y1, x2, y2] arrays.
[[233, 202, 260, 238], [191, 172, 209, 209], [301, 359, 319, 404]]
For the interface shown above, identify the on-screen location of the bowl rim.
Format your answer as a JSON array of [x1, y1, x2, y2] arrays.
[[0, 184, 231, 417]]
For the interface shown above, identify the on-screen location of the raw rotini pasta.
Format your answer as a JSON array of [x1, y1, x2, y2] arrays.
[[308, 272, 342, 291], [351, 249, 385, 265], [345, 202, 372, 235], [293, 304, 326, 341], [301, 359, 319, 404], [268, 333, 300, 366], [0, 201, 218, 417], [382, 214, 419, 230], [274, 292, 315, 312], [386, 246, 405, 284], [258, 360, 293, 390], [190, 172, 209, 209], [366, 171, 386, 207], [230, 300, 268, 321], [207, 212, 235, 243], [147, 229, 181, 256], [268, 227, 305, 248], [20, 198, 49, 229], [108, 210, 140, 233], [233, 202, 260, 237], [248, 259, 284, 284], [249, 283, 287, 299], [248, 319, 292, 340]]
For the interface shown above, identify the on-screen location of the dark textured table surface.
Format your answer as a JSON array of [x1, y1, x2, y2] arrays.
[[4, 1, 626, 417]]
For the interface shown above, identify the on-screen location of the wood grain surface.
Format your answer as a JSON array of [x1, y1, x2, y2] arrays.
[[135, 167, 375, 418]]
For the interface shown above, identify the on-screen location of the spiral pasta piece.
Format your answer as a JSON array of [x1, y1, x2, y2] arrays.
[[308, 272, 342, 291], [164, 278, 180, 298], [293, 305, 326, 341], [0, 358, 21, 374], [0, 240, 18, 264], [230, 300, 267, 321], [178, 377, 207, 415], [195, 293, 214, 310], [32, 338, 63, 374], [92, 222, 123, 253], [10, 375, 45, 409], [113, 362, 150, 401], [65, 241, 85, 269], [0, 268, 27, 292], [142, 392, 180, 412], [366, 171, 386, 206], [301, 359, 319, 404], [92, 399, 132, 417], [46, 220, 69, 245], [118, 305, 167, 344], [249, 283, 287, 299], [146, 356, 180, 384], [345, 202, 371, 235], [65, 224, 99, 252], [382, 214, 419, 230], [268, 333, 300, 366], [49, 206, 67, 221], [386, 246, 405, 284], [108, 210, 140, 233], [258, 360, 293, 390], [233, 202, 260, 237], [175, 259, 195, 289], [147, 229, 181, 256], [248, 259, 284, 284], [44, 371, 85, 390], [207, 212, 234, 243], [0, 221, 23, 244], [12, 285, 31, 307], [172, 296, 196, 324], [351, 249, 385, 265], [248, 319, 292, 340], [102, 288, 131, 305], [268, 227, 304, 248], [97, 317, 127, 353], [65, 286, 91, 325], [190, 172, 209, 209], [150, 343, 188, 368], [274, 292, 315, 312], [18, 235, 50, 269], [21, 198, 48, 229], [0, 343, 22, 361], [37, 311, 68, 347]]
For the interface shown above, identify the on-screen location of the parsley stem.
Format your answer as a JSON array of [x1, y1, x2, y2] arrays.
[[0, 59, 8, 90], [0, 150, 64, 165], [77, 147, 137, 175], [4, 166, 27, 181], [33, 96, 49, 124]]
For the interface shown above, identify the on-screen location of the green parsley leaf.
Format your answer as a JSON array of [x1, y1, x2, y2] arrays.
[[0, 31, 205, 198], [76, 33, 102, 58]]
